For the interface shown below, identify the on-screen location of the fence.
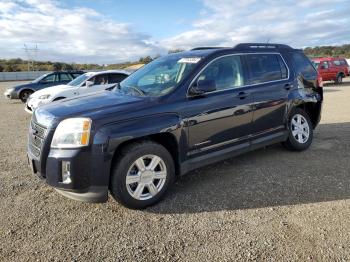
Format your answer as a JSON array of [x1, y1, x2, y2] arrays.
[[0, 71, 52, 81]]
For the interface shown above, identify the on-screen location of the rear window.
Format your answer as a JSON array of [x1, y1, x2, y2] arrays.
[[245, 54, 288, 84], [290, 52, 317, 78]]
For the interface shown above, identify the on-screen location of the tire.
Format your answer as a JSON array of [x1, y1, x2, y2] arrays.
[[110, 141, 175, 209], [19, 90, 33, 103], [283, 108, 313, 151], [335, 74, 343, 84]]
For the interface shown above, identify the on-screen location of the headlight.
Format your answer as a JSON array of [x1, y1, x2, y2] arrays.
[[39, 94, 51, 99], [51, 118, 92, 148]]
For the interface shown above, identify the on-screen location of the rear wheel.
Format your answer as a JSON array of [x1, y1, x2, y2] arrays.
[[110, 141, 175, 209], [19, 90, 33, 103], [283, 108, 313, 151]]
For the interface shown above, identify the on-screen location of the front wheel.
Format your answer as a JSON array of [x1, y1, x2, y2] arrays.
[[283, 108, 313, 151], [20, 90, 33, 103], [110, 141, 175, 209]]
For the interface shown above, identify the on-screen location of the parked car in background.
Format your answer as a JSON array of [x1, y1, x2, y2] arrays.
[[311, 57, 349, 84], [25, 70, 130, 113], [3, 71, 84, 102], [27, 43, 323, 209]]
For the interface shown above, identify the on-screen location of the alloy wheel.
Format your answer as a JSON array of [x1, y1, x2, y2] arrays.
[[291, 114, 310, 144], [126, 154, 167, 200]]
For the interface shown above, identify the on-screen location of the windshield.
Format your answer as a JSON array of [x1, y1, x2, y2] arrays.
[[118, 54, 200, 96], [67, 73, 90, 87], [31, 73, 49, 83]]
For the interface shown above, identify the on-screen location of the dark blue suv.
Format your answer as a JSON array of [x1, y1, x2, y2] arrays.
[[27, 44, 323, 209], [4, 71, 84, 102]]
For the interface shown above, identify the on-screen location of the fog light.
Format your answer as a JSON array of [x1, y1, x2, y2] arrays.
[[61, 161, 72, 184]]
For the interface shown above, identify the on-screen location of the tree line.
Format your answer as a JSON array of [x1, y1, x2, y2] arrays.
[[1, 45, 347, 72]]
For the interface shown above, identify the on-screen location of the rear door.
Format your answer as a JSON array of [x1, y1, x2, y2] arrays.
[[243, 53, 291, 140]]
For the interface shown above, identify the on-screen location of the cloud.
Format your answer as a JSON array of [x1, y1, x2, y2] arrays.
[[162, 0, 350, 50], [0, 0, 349, 63], [0, 0, 164, 63]]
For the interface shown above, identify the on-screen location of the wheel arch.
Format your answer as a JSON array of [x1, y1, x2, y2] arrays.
[[101, 113, 185, 181], [110, 132, 181, 177], [53, 96, 66, 101], [295, 102, 321, 129], [19, 88, 35, 97]]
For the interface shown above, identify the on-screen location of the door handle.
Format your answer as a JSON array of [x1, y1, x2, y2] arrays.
[[284, 83, 293, 90], [236, 91, 250, 99]]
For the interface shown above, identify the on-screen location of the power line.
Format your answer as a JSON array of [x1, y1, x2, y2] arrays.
[[23, 44, 39, 71]]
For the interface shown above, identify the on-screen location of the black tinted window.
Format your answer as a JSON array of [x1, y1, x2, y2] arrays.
[[92, 74, 109, 85], [41, 74, 56, 83], [291, 52, 317, 78], [109, 73, 128, 83], [245, 54, 286, 84], [197, 55, 244, 91], [60, 73, 72, 81]]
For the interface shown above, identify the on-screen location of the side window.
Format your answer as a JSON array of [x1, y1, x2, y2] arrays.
[[92, 74, 109, 85], [321, 61, 329, 69], [333, 60, 341, 66], [60, 73, 73, 81], [245, 54, 286, 84], [109, 73, 128, 83], [197, 55, 244, 91], [290, 52, 317, 78], [41, 74, 56, 83]]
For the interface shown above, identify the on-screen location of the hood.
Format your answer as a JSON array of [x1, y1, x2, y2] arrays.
[[12, 82, 35, 90], [31, 85, 71, 98], [34, 91, 146, 127]]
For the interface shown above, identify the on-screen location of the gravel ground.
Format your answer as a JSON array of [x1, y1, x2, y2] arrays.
[[0, 79, 349, 261]]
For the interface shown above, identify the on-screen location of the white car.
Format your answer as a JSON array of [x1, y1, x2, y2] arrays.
[[25, 70, 130, 113]]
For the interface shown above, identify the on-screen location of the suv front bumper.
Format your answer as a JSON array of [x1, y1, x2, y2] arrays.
[[28, 146, 110, 203]]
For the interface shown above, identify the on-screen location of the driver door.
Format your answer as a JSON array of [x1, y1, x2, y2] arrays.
[[185, 55, 254, 157], [79, 74, 113, 95]]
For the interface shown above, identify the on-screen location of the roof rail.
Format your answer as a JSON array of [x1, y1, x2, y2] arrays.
[[191, 47, 227, 51], [234, 43, 293, 50]]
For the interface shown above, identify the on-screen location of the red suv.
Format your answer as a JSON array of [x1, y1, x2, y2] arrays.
[[311, 57, 349, 84]]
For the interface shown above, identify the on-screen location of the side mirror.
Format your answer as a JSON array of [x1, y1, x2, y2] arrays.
[[189, 79, 216, 96], [85, 80, 94, 87]]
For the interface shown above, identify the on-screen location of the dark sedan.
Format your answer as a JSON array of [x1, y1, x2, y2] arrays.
[[4, 71, 84, 102]]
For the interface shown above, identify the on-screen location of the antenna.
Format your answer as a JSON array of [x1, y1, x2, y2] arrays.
[[23, 44, 39, 71]]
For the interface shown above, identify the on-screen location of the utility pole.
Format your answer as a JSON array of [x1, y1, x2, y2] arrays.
[[23, 44, 38, 71]]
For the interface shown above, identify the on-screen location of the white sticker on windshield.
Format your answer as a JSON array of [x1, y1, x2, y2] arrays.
[[178, 57, 201, 64]]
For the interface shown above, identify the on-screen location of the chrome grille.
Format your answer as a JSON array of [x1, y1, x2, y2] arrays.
[[28, 120, 47, 157]]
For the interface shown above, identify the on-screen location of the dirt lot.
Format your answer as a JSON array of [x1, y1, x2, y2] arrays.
[[0, 80, 349, 261]]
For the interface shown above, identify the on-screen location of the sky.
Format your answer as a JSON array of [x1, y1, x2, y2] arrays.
[[0, 0, 349, 64]]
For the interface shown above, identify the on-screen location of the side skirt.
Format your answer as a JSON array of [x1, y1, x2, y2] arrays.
[[180, 131, 288, 175]]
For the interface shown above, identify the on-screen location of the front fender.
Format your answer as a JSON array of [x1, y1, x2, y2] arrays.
[[89, 113, 185, 188]]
